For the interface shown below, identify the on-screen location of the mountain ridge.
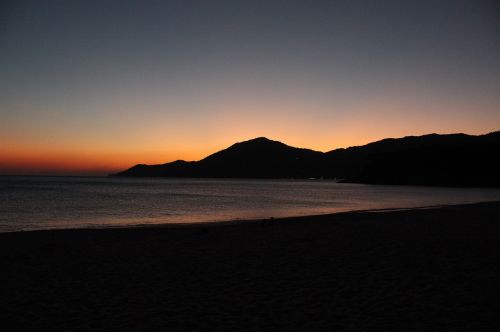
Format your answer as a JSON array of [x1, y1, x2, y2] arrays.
[[114, 131, 500, 186]]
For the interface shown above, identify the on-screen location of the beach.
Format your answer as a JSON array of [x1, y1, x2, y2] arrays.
[[2, 201, 500, 331]]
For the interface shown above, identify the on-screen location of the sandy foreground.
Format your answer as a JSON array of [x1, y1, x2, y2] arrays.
[[2, 202, 500, 331]]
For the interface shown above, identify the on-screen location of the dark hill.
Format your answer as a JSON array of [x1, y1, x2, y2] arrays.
[[114, 131, 500, 187], [116, 137, 325, 178], [118, 160, 198, 177], [196, 137, 325, 178], [325, 132, 500, 186]]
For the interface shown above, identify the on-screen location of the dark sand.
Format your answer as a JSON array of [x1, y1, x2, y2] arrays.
[[2, 202, 500, 331]]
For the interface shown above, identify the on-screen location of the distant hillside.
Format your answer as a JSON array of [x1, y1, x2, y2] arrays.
[[196, 137, 325, 178], [116, 137, 325, 178], [325, 131, 500, 186], [114, 131, 500, 187]]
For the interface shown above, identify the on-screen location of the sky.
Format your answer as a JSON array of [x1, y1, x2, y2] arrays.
[[1, 0, 499, 175]]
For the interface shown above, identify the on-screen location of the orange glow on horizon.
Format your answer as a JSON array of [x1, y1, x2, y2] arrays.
[[2, 125, 498, 176], [3, 85, 499, 175], [0, 146, 203, 175]]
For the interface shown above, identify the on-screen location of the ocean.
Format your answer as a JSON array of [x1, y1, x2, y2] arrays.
[[1, 176, 500, 232]]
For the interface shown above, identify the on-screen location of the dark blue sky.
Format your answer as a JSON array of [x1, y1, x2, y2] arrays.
[[2, 0, 499, 92]]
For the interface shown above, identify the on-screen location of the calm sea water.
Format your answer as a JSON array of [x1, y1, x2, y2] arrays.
[[1, 176, 500, 232]]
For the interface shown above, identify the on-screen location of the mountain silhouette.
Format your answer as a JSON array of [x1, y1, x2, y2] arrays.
[[114, 131, 500, 187], [324, 131, 500, 186], [196, 137, 325, 178], [117, 137, 325, 178]]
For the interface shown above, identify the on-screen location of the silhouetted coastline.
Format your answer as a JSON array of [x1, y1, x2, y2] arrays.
[[114, 131, 500, 187]]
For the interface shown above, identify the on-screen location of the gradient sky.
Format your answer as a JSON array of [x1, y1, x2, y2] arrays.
[[1, 0, 499, 175]]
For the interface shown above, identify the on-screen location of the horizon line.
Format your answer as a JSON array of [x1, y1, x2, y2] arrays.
[[2, 129, 497, 177]]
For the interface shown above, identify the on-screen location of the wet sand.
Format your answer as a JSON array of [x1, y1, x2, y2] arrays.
[[2, 201, 500, 331]]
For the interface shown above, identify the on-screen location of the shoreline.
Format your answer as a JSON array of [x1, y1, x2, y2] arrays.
[[3, 201, 500, 330], [2, 200, 499, 234]]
